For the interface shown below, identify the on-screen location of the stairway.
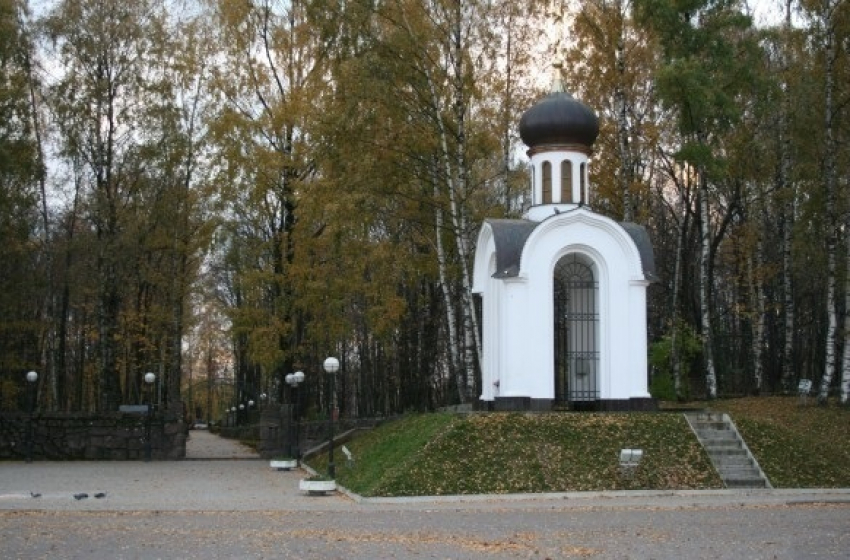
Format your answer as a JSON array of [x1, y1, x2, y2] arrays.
[[685, 412, 771, 489]]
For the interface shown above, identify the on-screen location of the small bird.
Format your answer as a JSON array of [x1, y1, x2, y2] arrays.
[[73, 493, 88, 500], [94, 492, 107, 499], [30, 492, 41, 499]]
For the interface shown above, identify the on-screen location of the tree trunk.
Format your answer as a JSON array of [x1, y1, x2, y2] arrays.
[[748, 244, 765, 395], [780, 0, 796, 393], [433, 181, 464, 403], [614, 0, 633, 223], [699, 170, 717, 399], [841, 226, 850, 404], [670, 206, 687, 399], [819, 1, 838, 405], [448, 0, 481, 399]]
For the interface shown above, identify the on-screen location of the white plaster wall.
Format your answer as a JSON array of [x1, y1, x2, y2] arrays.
[[499, 278, 529, 398], [472, 225, 497, 401], [473, 209, 651, 403], [520, 210, 648, 400]]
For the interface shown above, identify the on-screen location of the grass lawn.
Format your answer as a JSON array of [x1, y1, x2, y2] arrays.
[[709, 397, 850, 488], [304, 397, 849, 497], [306, 410, 722, 496]]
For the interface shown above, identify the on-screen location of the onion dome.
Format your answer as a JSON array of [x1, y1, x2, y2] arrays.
[[519, 70, 599, 151]]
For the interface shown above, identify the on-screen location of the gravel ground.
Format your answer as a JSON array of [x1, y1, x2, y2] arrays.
[[1, 430, 848, 559]]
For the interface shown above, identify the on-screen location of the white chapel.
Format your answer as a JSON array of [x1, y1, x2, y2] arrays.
[[472, 73, 657, 412]]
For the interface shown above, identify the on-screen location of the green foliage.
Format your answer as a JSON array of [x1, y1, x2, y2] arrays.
[[649, 373, 677, 402], [634, 0, 760, 168], [649, 321, 701, 400], [307, 412, 721, 497]]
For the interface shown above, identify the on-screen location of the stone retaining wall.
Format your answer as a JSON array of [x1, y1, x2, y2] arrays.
[[0, 407, 187, 461]]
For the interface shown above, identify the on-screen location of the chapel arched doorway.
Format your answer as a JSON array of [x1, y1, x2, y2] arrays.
[[553, 253, 599, 409]]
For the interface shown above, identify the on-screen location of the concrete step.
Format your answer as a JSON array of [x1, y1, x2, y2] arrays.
[[689, 413, 727, 423], [718, 464, 761, 475], [690, 421, 729, 431], [719, 470, 767, 488], [713, 455, 754, 467], [696, 429, 739, 440], [703, 440, 744, 450]]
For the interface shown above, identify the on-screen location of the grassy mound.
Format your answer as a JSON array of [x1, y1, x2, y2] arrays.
[[305, 398, 849, 496], [307, 412, 721, 497]]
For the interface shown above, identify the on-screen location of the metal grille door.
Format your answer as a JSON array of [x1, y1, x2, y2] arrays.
[[554, 254, 599, 407]]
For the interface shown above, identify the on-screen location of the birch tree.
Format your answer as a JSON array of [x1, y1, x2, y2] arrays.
[[324, 0, 488, 403], [816, 0, 850, 404], [778, 0, 798, 392], [634, 0, 761, 398], [813, 0, 840, 404]]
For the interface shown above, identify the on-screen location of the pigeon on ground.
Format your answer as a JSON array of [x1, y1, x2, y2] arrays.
[[73, 493, 88, 500], [94, 492, 107, 499], [30, 492, 41, 498]]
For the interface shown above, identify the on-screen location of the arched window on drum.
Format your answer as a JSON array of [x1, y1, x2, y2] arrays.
[[560, 160, 572, 204]]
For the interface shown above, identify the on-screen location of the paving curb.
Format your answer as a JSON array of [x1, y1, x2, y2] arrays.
[[308, 467, 850, 506]]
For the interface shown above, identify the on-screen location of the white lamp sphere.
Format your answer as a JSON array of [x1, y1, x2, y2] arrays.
[[323, 357, 340, 374]]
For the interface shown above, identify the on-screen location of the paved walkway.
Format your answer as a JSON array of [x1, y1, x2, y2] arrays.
[[185, 428, 260, 460], [1, 431, 849, 558], [1, 431, 849, 512], [0, 429, 348, 512]]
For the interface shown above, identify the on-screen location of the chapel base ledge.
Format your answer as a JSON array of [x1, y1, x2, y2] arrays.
[[479, 396, 657, 412]]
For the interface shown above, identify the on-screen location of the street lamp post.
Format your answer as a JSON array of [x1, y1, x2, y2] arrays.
[[25, 371, 38, 463], [230, 406, 236, 426], [285, 371, 305, 463], [323, 357, 339, 479], [144, 372, 156, 462]]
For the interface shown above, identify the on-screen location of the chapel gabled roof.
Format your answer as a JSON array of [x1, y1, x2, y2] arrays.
[[485, 217, 657, 283]]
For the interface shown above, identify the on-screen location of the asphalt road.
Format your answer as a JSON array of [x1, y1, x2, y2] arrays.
[[1, 430, 847, 559]]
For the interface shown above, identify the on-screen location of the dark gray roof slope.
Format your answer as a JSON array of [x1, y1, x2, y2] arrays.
[[486, 219, 537, 278], [619, 222, 657, 282]]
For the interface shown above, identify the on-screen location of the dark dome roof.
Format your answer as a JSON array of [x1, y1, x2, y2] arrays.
[[519, 91, 599, 150]]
